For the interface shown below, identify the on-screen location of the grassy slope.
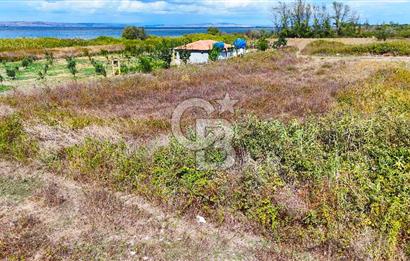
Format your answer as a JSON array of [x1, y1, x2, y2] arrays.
[[0, 49, 409, 260], [303, 39, 410, 56]]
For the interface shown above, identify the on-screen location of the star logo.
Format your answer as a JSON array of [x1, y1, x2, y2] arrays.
[[217, 93, 238, 114]]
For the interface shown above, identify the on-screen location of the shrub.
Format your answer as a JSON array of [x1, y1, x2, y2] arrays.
[[92, 61, 107, 77], [37, 64, 49, 80], [272, 35, 287, 49], [207, 27, 220, 35], [5, 67, 16, 80], [139, 56, 153, 73], [256, 38, 269, 51], [65, 57, 78, 77], [21, 56, 34, 68], [0, 114, 38, 161], [122, 26, 147, 40]]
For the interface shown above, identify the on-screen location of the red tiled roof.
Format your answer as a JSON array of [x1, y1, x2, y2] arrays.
[[175, 40, 232, 51]]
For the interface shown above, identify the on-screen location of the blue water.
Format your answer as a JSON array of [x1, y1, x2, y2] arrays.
[[0, 26, 271, 39]]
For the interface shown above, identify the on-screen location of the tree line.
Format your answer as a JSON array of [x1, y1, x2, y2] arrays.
[[273, 0, 361, 38]]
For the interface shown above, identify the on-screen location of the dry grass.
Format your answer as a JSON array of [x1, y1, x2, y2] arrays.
[[3, 48, 362, 137], [1, 48, 409, 260]]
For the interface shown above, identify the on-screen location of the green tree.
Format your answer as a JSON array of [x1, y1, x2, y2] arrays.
[[207, 27, 220, 35], [38, 64, 49, 80], [375, 25, 391, 41], [66, 57, 78, 78], [179, 50, 191, 65], [0, 74, 4, 83], [156, 40, 173, 69], [209, 46, 220, 62], [122, 26, 147, 40]]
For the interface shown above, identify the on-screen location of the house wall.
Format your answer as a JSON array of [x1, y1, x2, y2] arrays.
[[173, 49, 244, 65]]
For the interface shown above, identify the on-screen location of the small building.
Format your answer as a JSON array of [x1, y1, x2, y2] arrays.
[[173, 40, 238, 65]]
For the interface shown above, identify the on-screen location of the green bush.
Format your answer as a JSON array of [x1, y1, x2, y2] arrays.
[[91, 60, 107, 77], [272, 36, 287, 49], [21, 56, 34, 68], [256, 38, 269, 51], [65, 57, 78, 77], [138, 56, 153, 73], [5, 67, 16, 80], [0, 114, 38, 161]]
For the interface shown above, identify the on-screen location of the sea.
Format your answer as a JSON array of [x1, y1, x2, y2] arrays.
[[0, 26, 272, 39]]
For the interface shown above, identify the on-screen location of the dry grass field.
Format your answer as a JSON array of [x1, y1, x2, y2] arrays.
[[1, 42, 409, 260]]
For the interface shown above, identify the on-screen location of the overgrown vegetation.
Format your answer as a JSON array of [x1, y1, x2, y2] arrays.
[[1, 47, 409, 259], [0, 114, 38, 161], [303, 40, 410, 56], [33, 66, 408, 259]]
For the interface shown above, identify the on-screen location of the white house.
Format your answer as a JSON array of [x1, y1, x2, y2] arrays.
[[173, 40, 241, 65]]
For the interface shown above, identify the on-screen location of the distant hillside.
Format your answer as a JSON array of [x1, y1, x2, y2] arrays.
[[0, 21, 125, 28], [0, 21, 270, 28]]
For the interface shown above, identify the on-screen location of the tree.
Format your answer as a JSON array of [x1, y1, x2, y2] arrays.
[[122, 26, 147, 40], [45, 51, 54, 65], [207, 27, 220, 35], [179, 50, 191, 65], [100, 49, 109, 61], [66, 57, 78, 78], [0, 74, 4, 83], [332, 1, 351, 36], [156, 40, 173, 69], [375, 25, 390, 41], [38, 64, 49, 80], [209, 46, 220, 62]]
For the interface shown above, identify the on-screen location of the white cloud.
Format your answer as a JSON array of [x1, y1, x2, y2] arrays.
[[30, 0, 273, 14], [29, 0, 410, 16]]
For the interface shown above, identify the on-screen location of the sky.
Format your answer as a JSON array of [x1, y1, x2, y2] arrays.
[[0, 0, 410, 26]]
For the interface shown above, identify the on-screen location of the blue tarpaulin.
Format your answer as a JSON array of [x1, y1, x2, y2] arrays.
[[213, 42, 225, 50], [233, 38, 247, 49]]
